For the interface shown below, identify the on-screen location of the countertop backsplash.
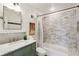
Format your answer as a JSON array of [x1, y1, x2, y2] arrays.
[[0, 32, 26, 44]]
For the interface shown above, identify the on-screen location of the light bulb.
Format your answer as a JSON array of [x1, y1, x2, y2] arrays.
[[14, 5, 21, 12], [49, 7, 55, 11]]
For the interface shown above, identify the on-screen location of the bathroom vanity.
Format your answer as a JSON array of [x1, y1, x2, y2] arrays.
[[0, 39, 36, 56], [0, 3, 36, 56]]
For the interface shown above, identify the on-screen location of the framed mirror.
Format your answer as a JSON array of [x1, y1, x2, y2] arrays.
[[3, 3, 22, 30]]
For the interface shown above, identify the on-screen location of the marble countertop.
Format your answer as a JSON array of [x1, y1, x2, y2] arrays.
[[0, 38, 36, 56]]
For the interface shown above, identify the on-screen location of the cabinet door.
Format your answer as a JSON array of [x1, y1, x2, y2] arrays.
[[31, 43, 36, 56], [4, 45, 32, 56], [12, 45, 32, 56], [3, 43, 36, 56]]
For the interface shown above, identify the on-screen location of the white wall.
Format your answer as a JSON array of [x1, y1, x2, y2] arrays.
[[20, 3, 42, 35]]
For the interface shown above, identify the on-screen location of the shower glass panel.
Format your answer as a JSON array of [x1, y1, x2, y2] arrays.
[[41, 8, 78, 55]]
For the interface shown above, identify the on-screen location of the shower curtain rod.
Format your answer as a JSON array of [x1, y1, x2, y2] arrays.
[[37, 5, 79, 17]]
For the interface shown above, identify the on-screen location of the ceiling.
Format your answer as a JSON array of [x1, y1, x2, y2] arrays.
[[21, 3, 79, 13]]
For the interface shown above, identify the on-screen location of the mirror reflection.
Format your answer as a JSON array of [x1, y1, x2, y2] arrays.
[[3, 3, 22, 30]]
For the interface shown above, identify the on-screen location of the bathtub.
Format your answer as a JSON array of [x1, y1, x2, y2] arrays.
[[43, 43, 68, 56]]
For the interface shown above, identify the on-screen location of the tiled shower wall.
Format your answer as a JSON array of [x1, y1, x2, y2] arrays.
[[42, 7, 79, 55]]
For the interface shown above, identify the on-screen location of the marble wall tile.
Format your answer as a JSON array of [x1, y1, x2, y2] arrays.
[[0, 32, 25, 44], [42, 8, 79, 55]]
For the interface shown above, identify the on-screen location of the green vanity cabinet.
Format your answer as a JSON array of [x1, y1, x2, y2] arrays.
[[31, 43, 36, 56], [3, 42, 36, 56]]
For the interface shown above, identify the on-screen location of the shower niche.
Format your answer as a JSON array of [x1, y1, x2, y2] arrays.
[[29, 22, 35, 35], [29, 14, 36, 35]]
